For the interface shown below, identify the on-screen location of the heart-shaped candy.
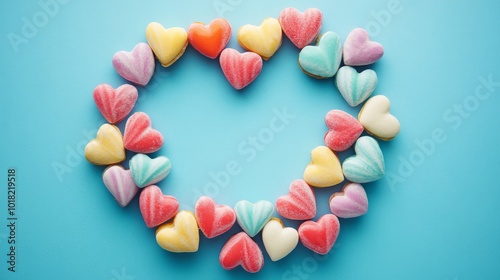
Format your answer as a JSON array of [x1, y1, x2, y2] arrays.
[[275, 179, 316, 220], [93, 84, 138, 124], [219, 232, 264, 273], [358, 95, 400, 140], [298, 31, 342, 78], [342, 136, 385, 183], [234, 200, 274, 237], [84, 124, 125, 165], [324, 110, 364, 152], [298, 214, 340, 255], [335, 66, 378, 107], [102, 165, 138, 207], [237, 18, 282, 60], [343, 28, 384, 66], [195, 196, 236, 238], [156, 210, 199, 253], [188, 18, 232, 59], [303, 146, 344, 188], [146, 22, 188, 67], [219, 48, 263, 90], [123, 112, 164, 153], [329, 182, 368, 218], [129, 153, 171, 188], [112, 42, 155, 86], [279, 7, 322, 49], [262, 218, 299, 261], [140, 185, 179, 228]]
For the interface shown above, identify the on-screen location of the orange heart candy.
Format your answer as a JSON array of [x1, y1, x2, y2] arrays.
[[188, 18, 232, 59]]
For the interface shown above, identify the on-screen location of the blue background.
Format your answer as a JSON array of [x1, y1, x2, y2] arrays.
[[1, 0, 500, 279]]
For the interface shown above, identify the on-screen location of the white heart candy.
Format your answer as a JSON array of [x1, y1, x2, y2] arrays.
[[262, 218, 299, 261], [358, 95, 400, 140]]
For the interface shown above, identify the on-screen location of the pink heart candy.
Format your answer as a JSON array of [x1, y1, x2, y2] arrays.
[[93, 84, 138, 124], [139, 185, 179, 228], [298, 214, 340, 255], [195, 196, 236, 238], [276, 179, 316, 220], [279, 7, 323, 49], [343, 28, 384, 66], [329, 182, 368, 218], [112, 42, 155, 86], [219, 48, 263, 90], [324, 110, 364, 152], [123, 112, 164, 153], [102, 165, 139, 207]]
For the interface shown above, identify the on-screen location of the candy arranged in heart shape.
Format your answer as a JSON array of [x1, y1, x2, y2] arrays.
[[237, 18, 282, 60], [140, 185, 179, 228], [129, 153, 171, 188], [275, 179, 316, 220], [102, 165, 138, 207], [84, 124, 125, 165], [219, 232, 264, 273], [298, 31, 342, 78], [195, 196, 236, 238], [112, 42, 155, 86], [279, 7, 323, 49], [188, 18, 232, 59], [298, 214, 340, 255], [234, 200, 274, 237], [93, 84, 138, 124], [342, 136, 385, 183], [303, 146, 344, 187], [358, 95, 400, 140], [262, 218, 299, 261], [156, 210, 199, 253], [335, 66, 378, 107], [123, 112, 164, 153], [219, 48, 263, 90], [324, 110, 364, 152], [343, 28, 384, 66], [146, 22, 188, 67], [329, 182, 368, 218]]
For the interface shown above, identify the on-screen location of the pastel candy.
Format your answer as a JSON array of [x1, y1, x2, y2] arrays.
[[140, 185, 179, 228], [303, 146, 344, 188], [195, 196, 236, 238], [342, 136, 385, 183], [102, 165, 138, 207], [298, 31, 342, 78], [93, 84, 138, 124], [219, 232, 264, 273], [275, 179, 316, 220], [234, 200, 274, 237], [335, 66, 378, 107], [329, 182, 368, 218], [237, 18, 282, 60], [343, 28, 384, 66], [298, 214, 340, 255], [112, 42, 155, 86], [129, 153, 171, 188], [123, 112, 164, 153], [146, 22, 188, 67], [84, 124, 125, 165], [219, 48, 263, 90], [262, 218, 299, 261], [324, 110, 364, 152], [358, 95, 400, 140], [188, 18, 232, 59], [156, 210, 199, 253], [279, 7, 322, 49]]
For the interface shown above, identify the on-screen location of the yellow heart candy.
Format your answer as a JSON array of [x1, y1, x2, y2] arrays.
[[84, 124, 125, 165], [303, 146, 344, 187], [358, 95, 400, 141], [237, 18, 282, 60], [156, 210, 199, 253], [146, 22, 188, 67]]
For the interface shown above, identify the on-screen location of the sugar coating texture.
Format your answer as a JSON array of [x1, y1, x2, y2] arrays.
[[146, 22, 188, 67], [129, 153, 171, 188], [234, 200, 274, 237], [156, 210, 199, 253], [237, 18, 282, 60], [358, 95, 400, 140], [279, 7, 322, 49], [335, 66, 378, 107], [329, 182, 368, 218], [84, 124, 125, 165], [343, 28, 384, 66], [219, 232, 264, 273], [276, 179, 316, 220], [112, 42, 155, 86], [298, 31, 342, 78], [140, 185, 179, 228], [342, 136, 385, 183], [219, 48, 263, 90], [195, 196, 236, 238], [298, 214, 340, 255], [188, 18, 232, 59], [123, 112, 164, 153], [102, 165, 138, 207], [324, 110, 364, 152], [93, 84, 138, 124]]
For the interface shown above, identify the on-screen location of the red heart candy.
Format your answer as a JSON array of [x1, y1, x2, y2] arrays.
[[123, 112, 164, 153], [93, 84, 138, 124], [139, 185, 179, 228], [219, 232, 264, 273], [298, 214, 340, 255], [279, 7, 323, 49], [219, 48, 263, 90], [324, 110, 363, 151], [188, 18, 232, 59], [276, 179, 316, 220], [195, 196, 236, 238]]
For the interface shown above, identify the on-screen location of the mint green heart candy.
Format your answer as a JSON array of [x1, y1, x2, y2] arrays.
[[335, 66, 378, 107], [234, 200, 274, 237], [298, 31, 342, 78], [342, 136, 385, 183], [129, 153, 171, 188]]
